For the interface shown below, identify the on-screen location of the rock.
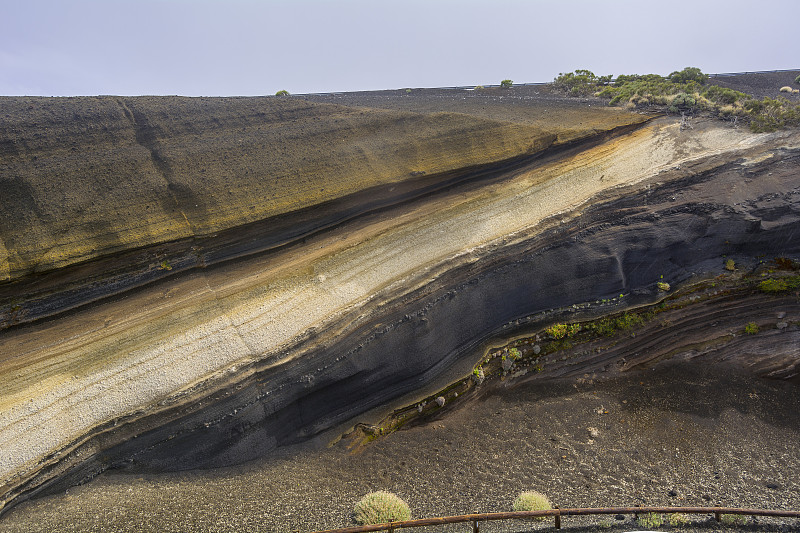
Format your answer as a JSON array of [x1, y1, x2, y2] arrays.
[[777, 322, 788, 329], [532, 344, 541, 355], [766, 482, 780, 489], [435, 396, 445, 407], [777, 311, 787, 319], [588, 427, 600, 438], [615, 514, 625, 521], [501, 357, 513, 371], [669, 489, 678, 497]]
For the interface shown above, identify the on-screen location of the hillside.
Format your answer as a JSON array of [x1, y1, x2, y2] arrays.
[[0, 72, 798, 530]]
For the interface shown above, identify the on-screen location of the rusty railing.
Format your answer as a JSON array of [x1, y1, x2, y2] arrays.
[[312, 506, 800, 533]]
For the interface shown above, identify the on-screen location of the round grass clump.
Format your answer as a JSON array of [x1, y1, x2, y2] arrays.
[[512, 491, 552, 520], [353, 491, 411, 525]]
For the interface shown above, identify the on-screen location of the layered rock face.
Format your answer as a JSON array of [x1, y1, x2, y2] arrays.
[[0, 88, 798, 513]]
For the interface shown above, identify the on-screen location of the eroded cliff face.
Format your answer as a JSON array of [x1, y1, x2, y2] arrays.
[[0, 88, 798, 513]]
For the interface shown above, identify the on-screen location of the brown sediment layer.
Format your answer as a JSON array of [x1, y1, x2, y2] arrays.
[[0, 93, 643, 284], [0, 112, 798, 516]]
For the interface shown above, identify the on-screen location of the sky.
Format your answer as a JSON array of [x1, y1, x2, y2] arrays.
[[1, 0, 798, 97]]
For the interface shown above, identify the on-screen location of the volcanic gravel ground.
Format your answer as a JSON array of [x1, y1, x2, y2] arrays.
[[707, 71, 800, 100], [1, 361, 798, 533]]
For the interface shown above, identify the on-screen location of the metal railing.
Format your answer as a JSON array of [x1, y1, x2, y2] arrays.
[[312, 506, 800, 532]]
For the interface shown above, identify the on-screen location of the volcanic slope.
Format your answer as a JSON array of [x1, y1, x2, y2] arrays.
[[0, 93, 644, 330], [2, 81, 799, 520]]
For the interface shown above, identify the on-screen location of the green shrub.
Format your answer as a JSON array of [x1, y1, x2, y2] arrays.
[[668, 512, 689, 526], [592, 318, 616, 336], [554, 69, 611, 96], [275, 89, 290, 96], [721, 513, 747, 526], [744, 322, 759, 335], [546, 323, 568, 339], [795, 74, 800, 85], [353, 491, 411, 525], [512, 491, 551, 520], [760, 278, 789, 293], [657, 281, 671, 291], [553, 65, 799, 132], [671, 92, 697, 109], [668, 67, 708, 84], [637, 512, 664, 529], [725, 259, 736, 271], [500, 79, 513, 89]]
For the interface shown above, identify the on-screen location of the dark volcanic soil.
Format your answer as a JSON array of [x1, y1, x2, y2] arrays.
[[0, 361, 797, 533], [708, 70, 800, 99]]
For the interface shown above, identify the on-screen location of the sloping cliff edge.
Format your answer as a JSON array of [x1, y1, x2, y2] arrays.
[[0, 88, 798, 515]]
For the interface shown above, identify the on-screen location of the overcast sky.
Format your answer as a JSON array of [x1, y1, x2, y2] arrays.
[[2, 0, 798, 96]]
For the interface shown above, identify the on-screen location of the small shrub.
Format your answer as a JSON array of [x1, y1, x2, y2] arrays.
[[159, 260, 172, 271], [744, 322, 759, 335], [275, 89, 290, 96], [546, 323, 568, 339], [721, 513, 747, 526], [508, 347, 522, 360], [780, 86, 793, 93], [592, 318, 616, 336], [554, 69, 611, 96], [657, 281, 671, 291], [353, 491, 411, 525], [637, 512, 664, 529], [500, 79, 513, 89], [668, 512, 689, 526], [725, 259, 735, 271], [512, 491, 551, 520], [760, 278, 789, 293], [796, 74, 800, 85], [670, 92, 697, 109], [669, 66, 708, 85]]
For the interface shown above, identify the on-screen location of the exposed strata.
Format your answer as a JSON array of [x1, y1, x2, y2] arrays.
[[0, 86, 798, 515], [0, 94, 643, 328]]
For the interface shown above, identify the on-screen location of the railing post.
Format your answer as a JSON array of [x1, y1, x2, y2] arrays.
[[387, 518, 395, 532], [715, 511, 721, 522], [554, 505, 561, 529], [472, 516, 479, 533]]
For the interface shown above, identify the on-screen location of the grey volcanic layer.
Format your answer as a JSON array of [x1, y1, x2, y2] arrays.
[[25, 135, 800, 501], [0, 76, 799, 522]]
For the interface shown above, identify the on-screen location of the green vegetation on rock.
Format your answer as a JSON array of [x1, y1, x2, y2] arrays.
[[500, 79, 513, 89], [275, 89, 289, 96], [353, 491, 411, 525], [637, 512, 664, 529], [554, 67, 800, 132]]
